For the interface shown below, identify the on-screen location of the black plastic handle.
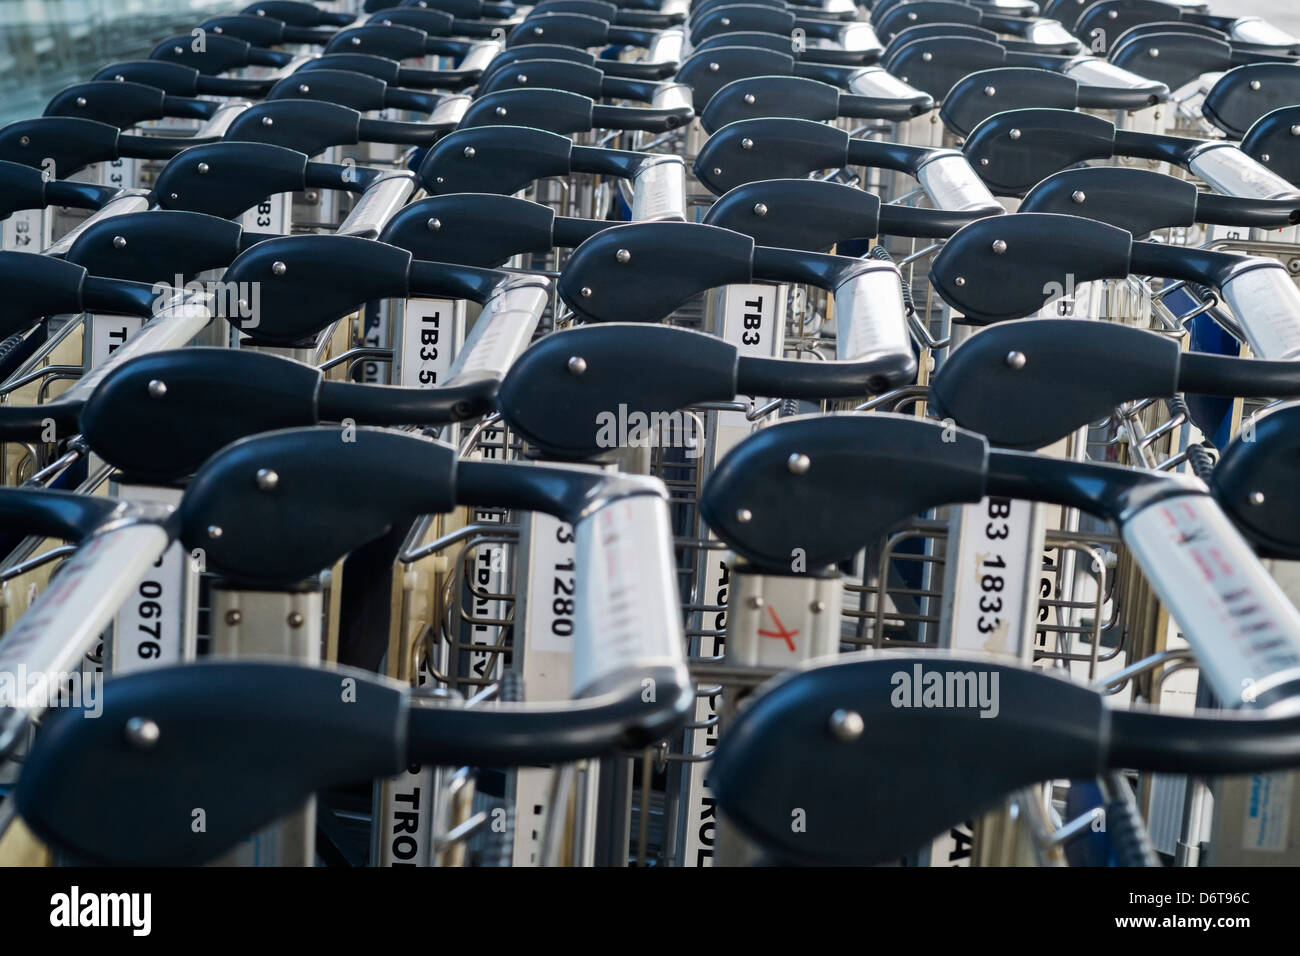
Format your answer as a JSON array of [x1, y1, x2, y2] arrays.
[[0, 488, 123, 544], [152, 141, 310, 219], [558, 221, 756, 322], [64, 210, 247, 283], [930, 212, 1133, 322], [1021, 165, 1300, 235], [693, 116, 850, 194], [242, 1, 356, 27], [1242, 105, 1300, 186], [379, 193, 561, 266], [711, 656, 1106, 865], [44, 81, 218, 129], [704, 178, 881, 251], [80, 347, 497, 481]]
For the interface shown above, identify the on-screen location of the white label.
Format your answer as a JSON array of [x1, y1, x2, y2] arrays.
[[99, 156, 137, 191], [1, 207, 50, 252], [399, 298, 460, 387], [87, 313, 144, 369], [240, 192, 290, 235], [526, 513, 578, 659], [1242, 772, 1293, 852], [948, 496, 1037, 657]]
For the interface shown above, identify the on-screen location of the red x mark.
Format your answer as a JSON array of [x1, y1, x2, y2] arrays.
[[757, 606, 799, 653]]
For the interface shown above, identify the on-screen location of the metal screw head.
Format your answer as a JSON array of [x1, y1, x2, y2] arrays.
[[113, 235, 127, 249], [271, 261, 287, 276], [983, 85, 996, 96], [197, 161, 210, 174], [75, 96, 87, 107], [743, 93, 755, 104], [708, 61, 719, 71], [1107, 8, 1117, 17], [287, 611, 305, 628], [828, 709, 864, 741], [579, 286, 592, 297], [435, 177, 444, 184], [207, 524, 223, 539], [124, 717, 160, 750], [1071, 190, 1086, 204], [922, 51, 932, 62], [533, 26, 544, 34], [746, 595, 763, 609], [720, 17, 730, 25], [427, 217, 441, 231], [147, 379, 167, 398], [991, 239, 1007, 254], [740, 137, 754, 150], [113, 74, 124, 81], [907, 10, 917, 18], [1262, 153, 1271, 162], [495, 106, 507, 116], [712, 167, 722, 175], [173, 46, 184, 55], [351, 35, 362, 44], [979, 157, 989, 166], [615, 248, 631, 263], [1251, 80, 1262, 91], [463, 146, 476, 158], [298, 83, 311, 94], [170, 192, 178, 200], [567, 355, 587, 375], [810, 600, 826, 613], [224, 609, 241, 625], [1250, 490, 1266, 505], [954, 276, 966, 286], [1005, 350, 1027, 369], [753, 202, 768, 216], [787, 452, 810, 474], [1148, 47, 1159, 57], [18, 135, 29, 147], [255, 468, 279, 491], [736, 508, 753, 523], [261, 116, 274, 126], [1009, 128, 1021, 140]]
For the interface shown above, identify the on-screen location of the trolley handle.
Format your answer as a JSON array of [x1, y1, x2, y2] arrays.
[[927, 317, 1300, 449], [267, 69, 443, 117], [708, 654, 1300, 866], [418, 124, 662, 196], [218, 233, 514, 345], [460, 88, 693, 135], [333, 170, 417, 239], [93, 58, 275, 99], [700, 412, 1300, 710], [43, 81, 222, 130], [78, 274, 545, 485], [496, 321, 915, 459], [0, 160, 114, 220], [700, 73, 932, 133], [149, 32, 294, 72], [556, 219, 921, 328], [0, 504, 172, 757], [929, 211, 1300, 340], [240, 1, 356, 28]]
